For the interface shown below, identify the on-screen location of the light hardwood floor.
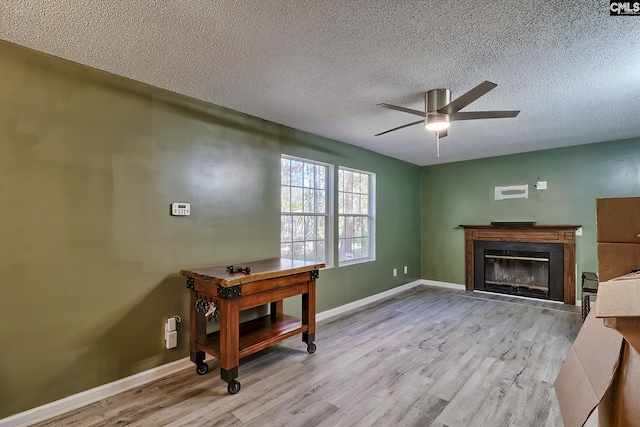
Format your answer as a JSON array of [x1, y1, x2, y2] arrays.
[[33, 285, 586, 427]]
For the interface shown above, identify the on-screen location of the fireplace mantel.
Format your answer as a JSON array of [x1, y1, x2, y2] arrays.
[[460, 224, 581, 304]]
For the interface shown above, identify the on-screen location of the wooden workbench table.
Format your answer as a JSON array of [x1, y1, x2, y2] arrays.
[[180, 258, 324, 394]]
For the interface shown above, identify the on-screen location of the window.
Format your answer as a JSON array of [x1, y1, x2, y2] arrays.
[[338, 167, 375, 265], [280, 156, 333, 265]]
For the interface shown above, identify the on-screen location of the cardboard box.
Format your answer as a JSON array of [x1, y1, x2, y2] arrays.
[[596, 243, 640, 283], [554, 273, 640, 427], [596, 197, 640, 243]]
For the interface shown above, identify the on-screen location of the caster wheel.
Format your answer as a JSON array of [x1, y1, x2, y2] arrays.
[[196, 362, 209, 375], [227, 380, 241, 394], [307, 342, 317, 354]]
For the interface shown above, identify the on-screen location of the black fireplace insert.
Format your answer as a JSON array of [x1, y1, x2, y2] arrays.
[[473, 240, 564, 302]]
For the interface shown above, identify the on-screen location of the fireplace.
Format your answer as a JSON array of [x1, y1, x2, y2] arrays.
[[474, 240, 564, 301], [461, 224, 581, 304]]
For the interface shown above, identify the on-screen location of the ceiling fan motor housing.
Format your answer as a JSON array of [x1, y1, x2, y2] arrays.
[[425, 89, 450, 130], [426, 89, 450, 111]]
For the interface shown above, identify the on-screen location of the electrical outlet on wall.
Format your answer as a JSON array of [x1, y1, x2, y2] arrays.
[[165, 317, 178, 349], [404, 266, 408, 274], [393, 268, 397, 277]]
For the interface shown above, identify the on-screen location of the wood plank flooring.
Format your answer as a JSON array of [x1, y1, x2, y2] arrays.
[[32, 286, 590, 427]]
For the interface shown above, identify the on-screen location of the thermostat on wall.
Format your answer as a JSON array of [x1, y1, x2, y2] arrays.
[[171, 202, 191, 216]]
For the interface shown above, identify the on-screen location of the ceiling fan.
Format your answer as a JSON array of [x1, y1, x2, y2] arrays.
[[375, 81, 520, 156]]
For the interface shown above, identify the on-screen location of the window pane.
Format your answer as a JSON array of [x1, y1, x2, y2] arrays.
[[293, 216, 304, 241], [344, 193, 352, 214], [361, 194, 368, 215], [317, 216, 326, 239], [353, 217, 361, 237], [305, 216, 317, 240], [338, 169, 344, 191], [281, 242, 292, 259], [281, 185, 291, 212], [292, 242, 305, 260], [353, 238, 362, 259], [317, 241, 325, 262], [281, 158, 291, 185], [317, 166, 326, 189], [346, 216, 354, 238], [303, 188, 315, 213], [316, 190, 326, 213], [338, 216, 345, 238], [360, 174, 369, 194], [303, 163, 315, 188], [352, 194, 361, 215], [352, 173, 361, 194], [291, 161, 303, 187], [281, 215, 292, 241], [345, 170, 353, 191], [305, 241, 316, 261], [362, 237, 370, 257], [291, 187, 302, 212]]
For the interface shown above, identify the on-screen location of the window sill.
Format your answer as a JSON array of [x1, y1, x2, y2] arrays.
[[338, 257, 375, 267]]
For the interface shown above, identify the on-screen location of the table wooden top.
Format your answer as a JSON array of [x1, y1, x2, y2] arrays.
[[180, 258, 325, 287]]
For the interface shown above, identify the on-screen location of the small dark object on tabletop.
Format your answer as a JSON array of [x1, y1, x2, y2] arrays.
[[226, 265, 251, 274]]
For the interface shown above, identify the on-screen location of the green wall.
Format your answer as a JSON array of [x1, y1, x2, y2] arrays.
[[0, 41, 421, 418], [421, 138, 640, 287]]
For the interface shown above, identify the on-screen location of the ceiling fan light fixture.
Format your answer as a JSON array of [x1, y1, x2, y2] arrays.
[[425, 114, 450, 131]]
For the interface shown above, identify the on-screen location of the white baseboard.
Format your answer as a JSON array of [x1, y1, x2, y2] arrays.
[[2, 278, 449, 427], [419, 279, 465, 290], [316, 279, 425, 322], [0, 358, 193, 427]]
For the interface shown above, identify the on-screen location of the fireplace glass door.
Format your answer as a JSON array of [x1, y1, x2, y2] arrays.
[[484, 249, 550, 298]]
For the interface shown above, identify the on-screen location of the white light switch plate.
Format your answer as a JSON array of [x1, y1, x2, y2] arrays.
[[536, 181, 547, 190]]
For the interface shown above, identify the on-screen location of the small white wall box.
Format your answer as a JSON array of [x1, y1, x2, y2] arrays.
[[171, 202, 190, 216]]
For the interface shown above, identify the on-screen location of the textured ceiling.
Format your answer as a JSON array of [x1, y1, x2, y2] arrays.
[[1, 1, 639, 166]]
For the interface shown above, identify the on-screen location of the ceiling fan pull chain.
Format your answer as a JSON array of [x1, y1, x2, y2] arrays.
[[436, 131, 440, 157]]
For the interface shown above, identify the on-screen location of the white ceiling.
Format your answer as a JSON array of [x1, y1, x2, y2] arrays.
[[1, 1, 639, 166]]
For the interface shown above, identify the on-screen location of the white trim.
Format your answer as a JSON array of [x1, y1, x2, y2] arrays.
[[0, 358, 193, 427], [317, 280, 424, 321], [419, 279, 465, 290], [3, 279, 444, 427]]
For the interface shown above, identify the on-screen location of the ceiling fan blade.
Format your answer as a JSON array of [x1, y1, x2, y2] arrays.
[[377, 103, 426, 117], [375, 120, 423, 136], [450, 111, 520, 121], [438, 81, 497, 115]]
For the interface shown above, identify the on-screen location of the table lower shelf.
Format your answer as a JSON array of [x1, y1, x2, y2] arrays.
[[197, 313, 308, 359]]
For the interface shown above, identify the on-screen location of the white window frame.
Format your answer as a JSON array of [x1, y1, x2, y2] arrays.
[[280, 155, 334, 267], [338, 166, 376, 266]]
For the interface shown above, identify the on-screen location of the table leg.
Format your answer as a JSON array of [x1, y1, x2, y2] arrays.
[[270, 300, 284, 319], [302, 279, 316, 353], [219, 297, 241, 393], [190, 290, 206, 371]]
